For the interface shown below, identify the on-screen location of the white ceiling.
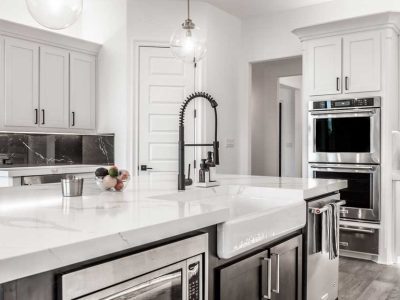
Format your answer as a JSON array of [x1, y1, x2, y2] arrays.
[[197, 0, 334, 18]]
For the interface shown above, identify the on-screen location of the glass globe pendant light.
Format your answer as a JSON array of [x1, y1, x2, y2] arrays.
[[170, 0, 207, 63], [26, 0, 83, 30]]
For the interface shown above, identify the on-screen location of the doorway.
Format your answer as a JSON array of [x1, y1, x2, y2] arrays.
[[250, 57, 303, 177], [278, 76, 302, 177]]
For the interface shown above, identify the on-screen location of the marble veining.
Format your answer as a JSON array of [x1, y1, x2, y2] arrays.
[[0, 133, 114, 167], [0, 174, 346, 284]]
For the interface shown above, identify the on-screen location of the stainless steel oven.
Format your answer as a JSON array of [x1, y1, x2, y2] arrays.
[[309, 164, 380, 222], [309, 97, 381, 164], [60, 233, 208, 300]]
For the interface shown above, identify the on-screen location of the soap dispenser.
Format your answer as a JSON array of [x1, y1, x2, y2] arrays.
[[198, 159, 208, 183], [196, 157, 220, 188], [206, 151, 217, 182]]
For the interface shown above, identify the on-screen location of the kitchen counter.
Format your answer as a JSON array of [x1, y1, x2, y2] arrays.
[[0, 174, 346, 283]]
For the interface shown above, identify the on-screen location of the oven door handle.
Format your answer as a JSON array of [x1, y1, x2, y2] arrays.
[[310, 108, 377, 116], [310, 165, 376, 173], [339, 226, 375, 234]]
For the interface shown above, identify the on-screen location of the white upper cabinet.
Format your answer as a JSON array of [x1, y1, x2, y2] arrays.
[[70, 52, 96, 130], [308, 37, 342, 96], [343, 31, 381, 93], [305, 31, 382, 96], [0, 20, 100, 132], [39, 46, 69, 128], [4, 37, 39, 127]]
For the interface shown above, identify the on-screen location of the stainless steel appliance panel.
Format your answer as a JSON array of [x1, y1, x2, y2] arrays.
[[339, 225, 379, 255], [308, 97, 381, 164], [307, 193, 341, 300], [61, 234, 208, 300], [309, 164, 380, 222]]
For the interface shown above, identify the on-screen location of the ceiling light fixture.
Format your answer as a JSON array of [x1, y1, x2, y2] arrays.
[[170, 0, 207, 64], [26, 0, 83, 30]]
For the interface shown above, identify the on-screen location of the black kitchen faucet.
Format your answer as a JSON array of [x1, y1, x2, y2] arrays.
[[178, 92, 219, 190]]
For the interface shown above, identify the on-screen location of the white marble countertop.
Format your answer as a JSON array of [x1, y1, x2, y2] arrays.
[[0, 165, 106, 177], [0, 174, 346, 283]]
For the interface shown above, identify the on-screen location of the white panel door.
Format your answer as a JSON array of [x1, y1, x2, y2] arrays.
[[343, 31, 381, 93], [4, 37, 39, 127], [39, 46, 69, 128], [70, 52, 96, 130], [308, 37, 342, 96], [138, 46, 195, 175]]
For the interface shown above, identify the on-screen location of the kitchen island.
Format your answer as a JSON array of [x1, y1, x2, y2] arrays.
[[0, 174, 346, 299]]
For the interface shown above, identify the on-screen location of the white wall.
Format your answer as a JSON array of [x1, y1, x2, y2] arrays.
[[250, 57, 302, 176], [127, 0, 242, 174]]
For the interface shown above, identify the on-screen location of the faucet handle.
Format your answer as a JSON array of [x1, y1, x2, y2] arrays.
[[185, 164, 193, 186]]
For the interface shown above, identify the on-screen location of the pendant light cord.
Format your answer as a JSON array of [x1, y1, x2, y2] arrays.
[[187, 0, 190, 20]]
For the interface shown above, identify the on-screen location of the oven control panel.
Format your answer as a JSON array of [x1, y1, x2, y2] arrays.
[[188, 262, 200, 300], [312, 97, 379, 110]]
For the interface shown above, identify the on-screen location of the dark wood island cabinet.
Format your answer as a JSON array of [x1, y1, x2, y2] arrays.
[[0, 226, 303, 300]]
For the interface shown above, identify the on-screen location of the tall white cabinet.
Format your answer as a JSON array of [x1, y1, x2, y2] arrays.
[[4, 37, 39, 127], [0, 19, 100, 133]]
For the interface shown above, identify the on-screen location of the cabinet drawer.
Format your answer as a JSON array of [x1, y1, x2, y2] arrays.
[[339, 225, 379, 255]]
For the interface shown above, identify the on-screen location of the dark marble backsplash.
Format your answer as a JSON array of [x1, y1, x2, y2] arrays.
[[0, 133, 114, 167]]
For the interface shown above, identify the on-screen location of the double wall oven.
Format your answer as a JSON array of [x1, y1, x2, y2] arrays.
[[308, 97, 381, 223]]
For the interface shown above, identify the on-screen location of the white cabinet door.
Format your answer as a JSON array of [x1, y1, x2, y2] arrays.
[[39, 46, 69, 128], [343, 31, 381, 93], [70, 52, 96, 130], [308, 37, 342, 96], [4, 38, 39, 127]]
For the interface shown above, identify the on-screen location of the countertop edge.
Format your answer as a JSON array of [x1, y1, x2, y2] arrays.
[[0, 208, 229, 284]]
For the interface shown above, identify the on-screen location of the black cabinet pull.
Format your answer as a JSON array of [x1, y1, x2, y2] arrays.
[[41, 109, 45, 125], [72, 112, 75, 127], [34, 109, 38, 125], [345, 76, 349, 90], [336, 77, 340, 91]]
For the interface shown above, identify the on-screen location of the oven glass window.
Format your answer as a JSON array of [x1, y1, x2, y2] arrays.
[[315, 117, 370, 152], [103, 271, 183, 300], [314, 171, 372, 209]]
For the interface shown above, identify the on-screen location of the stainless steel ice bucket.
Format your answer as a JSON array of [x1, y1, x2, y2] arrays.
[[61, 176, 84, 197]]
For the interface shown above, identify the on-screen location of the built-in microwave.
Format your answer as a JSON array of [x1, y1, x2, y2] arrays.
[[308, 97, 381, 164], [309, 163, 380, 222], [60, 233, 207, 300]]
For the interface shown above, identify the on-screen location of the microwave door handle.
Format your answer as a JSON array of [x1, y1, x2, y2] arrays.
[[101, 273, 181, 300]]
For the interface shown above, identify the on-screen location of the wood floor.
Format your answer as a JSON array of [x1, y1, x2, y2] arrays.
[[339, 257, 400, 300]]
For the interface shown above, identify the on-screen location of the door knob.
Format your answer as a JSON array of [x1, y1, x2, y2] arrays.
[[140, 165, 153, 171]]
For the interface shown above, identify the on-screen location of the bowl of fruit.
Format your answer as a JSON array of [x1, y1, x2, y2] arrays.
[[95, 166, 130, 192]]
